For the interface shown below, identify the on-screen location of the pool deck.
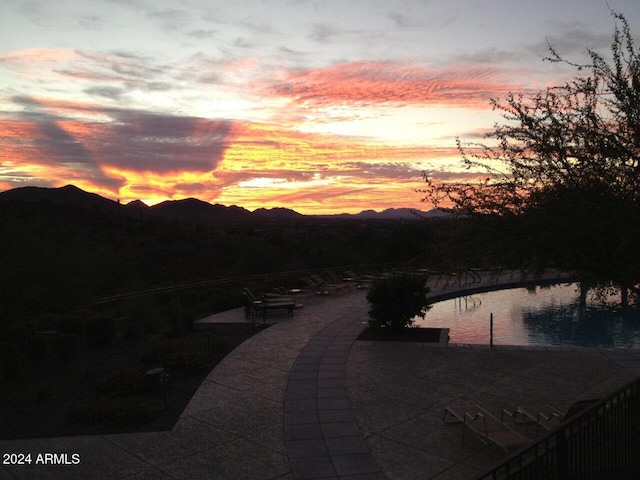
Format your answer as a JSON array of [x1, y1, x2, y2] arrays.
[[1, 271, 639, 479]]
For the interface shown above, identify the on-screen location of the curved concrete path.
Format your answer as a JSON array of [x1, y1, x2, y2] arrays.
[[1, 272, 639, 479]]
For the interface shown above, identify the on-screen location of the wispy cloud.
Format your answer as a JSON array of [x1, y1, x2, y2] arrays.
[[266, 60, 522, 109]]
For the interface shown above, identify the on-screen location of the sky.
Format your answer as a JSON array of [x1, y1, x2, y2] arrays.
[[2, 0, 640, 214]]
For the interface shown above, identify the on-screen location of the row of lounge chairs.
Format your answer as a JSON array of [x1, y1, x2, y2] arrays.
[[243, 288, 297, 321], [444, 405, 530, 453], [444, 399, 597, 452]]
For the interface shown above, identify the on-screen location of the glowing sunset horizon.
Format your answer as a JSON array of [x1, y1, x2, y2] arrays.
[[1, 1, 639, 214]]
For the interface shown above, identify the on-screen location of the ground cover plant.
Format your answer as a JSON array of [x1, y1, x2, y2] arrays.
[[0, 304, 264, 440]]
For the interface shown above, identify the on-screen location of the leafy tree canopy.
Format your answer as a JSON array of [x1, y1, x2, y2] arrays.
[[421, 12, 640, 289]]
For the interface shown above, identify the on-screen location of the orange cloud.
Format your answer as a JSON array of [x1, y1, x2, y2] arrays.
[[0, 95, 461, 213], [213, 122, 460, 213], [265, 60, 521, 109]]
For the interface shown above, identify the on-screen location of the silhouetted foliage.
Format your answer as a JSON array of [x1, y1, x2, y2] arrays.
[[367, 274, 430, 333], [0, 341, 21, 383], [54, 334, 79, 361], [84, 316, 116, 346], [97, 368, 149, 397], [66, 400, 158, 426], [0, 197, 433, 322], [27, 335, 48, 360], [422, 12, 640, 289]]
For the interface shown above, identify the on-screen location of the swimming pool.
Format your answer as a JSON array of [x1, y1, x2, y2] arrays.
[[413, 283, 640, 348]]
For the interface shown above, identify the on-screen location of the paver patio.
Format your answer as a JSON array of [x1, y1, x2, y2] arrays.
[[1, 272, 638, 479]]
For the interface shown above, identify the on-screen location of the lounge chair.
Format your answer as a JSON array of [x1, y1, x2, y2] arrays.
[[243, 289, 296, 319], [245, 287, 294, 303], [503, 399, 599, 437], [301, 276, 331, 296], [443, 405, 530, 452], [310, 274, 348, 294], [502, 404, 562, 437]]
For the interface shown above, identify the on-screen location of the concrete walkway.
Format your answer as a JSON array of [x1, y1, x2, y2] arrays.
[[1, 272, 639, 479]]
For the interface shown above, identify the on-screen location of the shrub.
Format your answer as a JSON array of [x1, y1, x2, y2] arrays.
[[123, 319, 143, 340], [125, 297, 161, 334], [0, 341, 22, 382], [367, 274, 431, 333], [33, 313, 61, 332], [66, 400, 158, 426], [54, 334, 79, 361], [97, 368, 149, 397], [162, 349, 210, 374], [2, 324, 29, 347], [141, 337, 218, 374], [166, 299, 184, 338], [27, 334, 48, 359], [57, 315, 83, 336], [85, 315, 116, 345], [141, 342, 175, 365]]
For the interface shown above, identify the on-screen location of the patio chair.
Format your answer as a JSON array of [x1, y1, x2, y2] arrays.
[[244, 287, 294, 303], [443, 405, 530, 453], [310, 274, 348, 294], [243, 289, 296, 319], [503, 399, 599, 437], [502, 405, 562, 437]]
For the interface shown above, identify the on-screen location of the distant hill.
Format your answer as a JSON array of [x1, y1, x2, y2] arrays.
[[326, 207, 451, 220], [0, 184, 120, 212], [0, 184, 449, 222], [151, 198, 254, 223], [252, 207, 304, 220]]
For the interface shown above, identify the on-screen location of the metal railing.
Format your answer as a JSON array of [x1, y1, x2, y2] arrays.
[[477, 377, 640, 480], [78, 257, 427, 311]]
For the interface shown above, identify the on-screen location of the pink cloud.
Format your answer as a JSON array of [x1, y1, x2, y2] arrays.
[[266, 60, 523, 109]]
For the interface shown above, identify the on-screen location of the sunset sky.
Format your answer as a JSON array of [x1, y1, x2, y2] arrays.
[[2, 0, 639, 214]]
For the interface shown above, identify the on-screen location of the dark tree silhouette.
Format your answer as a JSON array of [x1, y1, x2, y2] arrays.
[[421, 12, 640, 290]]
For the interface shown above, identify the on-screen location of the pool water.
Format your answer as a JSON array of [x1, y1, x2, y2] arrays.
[[413, 283, 640, 348]]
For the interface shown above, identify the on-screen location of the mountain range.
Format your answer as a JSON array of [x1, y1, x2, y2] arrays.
[[0, 184, 450, 222]]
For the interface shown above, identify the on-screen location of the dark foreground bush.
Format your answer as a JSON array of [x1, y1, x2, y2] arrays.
[[27, 334, 48, 359], [54, 334, 79, 361], [161, 349, 211, 374], [97, 368, 149, 397], [141, 336, 227, 374], [1, 324, 29, 347], [67, 400, 158, 426], [367, 274, 430, 333], [85, 315, 116, 345], [0, 340, 22, 382]]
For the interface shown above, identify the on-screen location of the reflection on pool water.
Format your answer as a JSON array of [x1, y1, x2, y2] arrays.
[[413, 283, 640, 348]]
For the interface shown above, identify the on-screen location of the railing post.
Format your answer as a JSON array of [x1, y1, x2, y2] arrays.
[[489, 313, 494, 349], [556, 429, 569, 479]]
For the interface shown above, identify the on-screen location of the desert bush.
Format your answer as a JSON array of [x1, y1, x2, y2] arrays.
[[66, 400, 158, 426], [27, 334, 48, 359], [33, 313, 61, 332], [166, 298, 184, 338], [84, 315, 116, 345], [0, 340, 22, 382], [140, 342, 175, 365], [54, 334, 79, 361], [125, 297, 162, 334], [141, 336, 222, 374], [96, 368, 149, 397], [367, 274, 430, 333], [161, 349, 210, 374], [1, 324, 29, 347], [57, 315, 83, 336], [122, 318, 143, 340]]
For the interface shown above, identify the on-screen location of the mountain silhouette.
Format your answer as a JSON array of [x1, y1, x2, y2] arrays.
[[0, 184, 445, 221], [0, 184, 119, 211]]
